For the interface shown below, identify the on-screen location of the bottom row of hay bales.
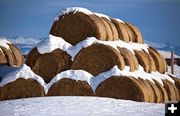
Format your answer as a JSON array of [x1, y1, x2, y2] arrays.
[[0, 75, 180, 103]]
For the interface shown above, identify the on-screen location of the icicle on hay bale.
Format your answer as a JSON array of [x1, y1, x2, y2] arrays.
[[32, 49, 72, 83], [111, 18, 129, 42], [0, 46, 15, 66], [162, 79, 179, 101], [148, 47, 165, 74], [153, 80, 168, 103], [50, 12, 107, 45], [125, 22, 144, 43], [8, 44, 24, 66], [0, 78, 45, 100], [138, 78, 156, 103], [26, 47, 41, 68], [0, 49, 7, 64], [96, 16, 113, 41], [117, 47, 139, 71], [47, 78, 94, 96], [72, 43, 125, 76], [134, 50, 151, 72], [95, 76, 148, 102]]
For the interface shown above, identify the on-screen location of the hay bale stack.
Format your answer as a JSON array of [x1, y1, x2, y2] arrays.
[[0, 39, 24, 66], [117, 47, 139, 71], [0, 78, 45, 100], [47, 78, 94, 96], [95, 76, 149, 102], [72, 43, 125, 76], [50, 7, 144, 44], [26, 48, 72, 83]]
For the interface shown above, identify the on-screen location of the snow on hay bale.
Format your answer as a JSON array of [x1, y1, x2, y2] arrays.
[[50, 7, 144, 44], [72, 43, 125, 76], [0, 64, 45, 100], [26, 35, 72, 83], [0, 39, 24, 66], [95, 76, 149, 102], [50, 7, 107, 45], [47, 70, 94, 96]]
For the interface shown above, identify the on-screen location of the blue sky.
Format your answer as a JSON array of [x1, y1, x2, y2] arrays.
[[0, 0, 180, 45]]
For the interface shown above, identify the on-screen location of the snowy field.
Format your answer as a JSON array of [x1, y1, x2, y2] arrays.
[[0, 96, 165, 116]]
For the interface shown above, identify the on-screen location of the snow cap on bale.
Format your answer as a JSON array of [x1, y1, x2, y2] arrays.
[[46, 70, 94, 96], [50, 7, 107, 45], [0, 64, 45, 100], [0, 39, 24, 66], [26, 35, 72, 83]]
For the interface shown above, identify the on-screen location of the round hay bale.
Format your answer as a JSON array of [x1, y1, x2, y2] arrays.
[[149, 54, 157, 72], [72, 43, 125, 76], [0, 48, 7, 65], [0, 78, 45, 100], [162, 79, 179, 101], [134, 50, 151, 72], [111, 18, 129, 42], [117, 47, 139, 71], [95, 15, 113, 41], [138, 78, 156, 103], [32, 49, 72, 83], [123, 24, 135, 42], [145, 80, 162, 103], [50, 12, 106, 45], [125, 22, 144, 43], [148, 47, 165, 74], [47, 78, 94, 96], [170, 76, 180, 100], [8, 44, 24, 66], [101, 17, 119, 40], [153, 80, 168, 103], [26, 47, 41, 68], [95, 76, 148, 102], [0, 46, 15, 66]]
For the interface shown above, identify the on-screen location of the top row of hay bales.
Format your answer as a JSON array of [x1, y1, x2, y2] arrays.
[[50, 7, 144, 45]]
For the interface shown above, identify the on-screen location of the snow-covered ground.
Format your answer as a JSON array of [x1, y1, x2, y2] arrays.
[[0, 96, 165, 116]]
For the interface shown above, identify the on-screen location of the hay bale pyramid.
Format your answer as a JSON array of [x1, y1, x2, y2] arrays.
[[1, 7, 180, 102]]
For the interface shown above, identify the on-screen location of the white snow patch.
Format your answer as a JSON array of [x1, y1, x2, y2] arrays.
[[0, 96, 165, 116], [46, 70, 93, 93], [94, 12, 111, 20], [36, 34, 72, 54], [0, 64, 46, 88], [55, 7, 93, 21], [35, 35, 149, 61], [114, 18, 125, 24], [158, 50, 180, 58], [0, 39, 11, 50]]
